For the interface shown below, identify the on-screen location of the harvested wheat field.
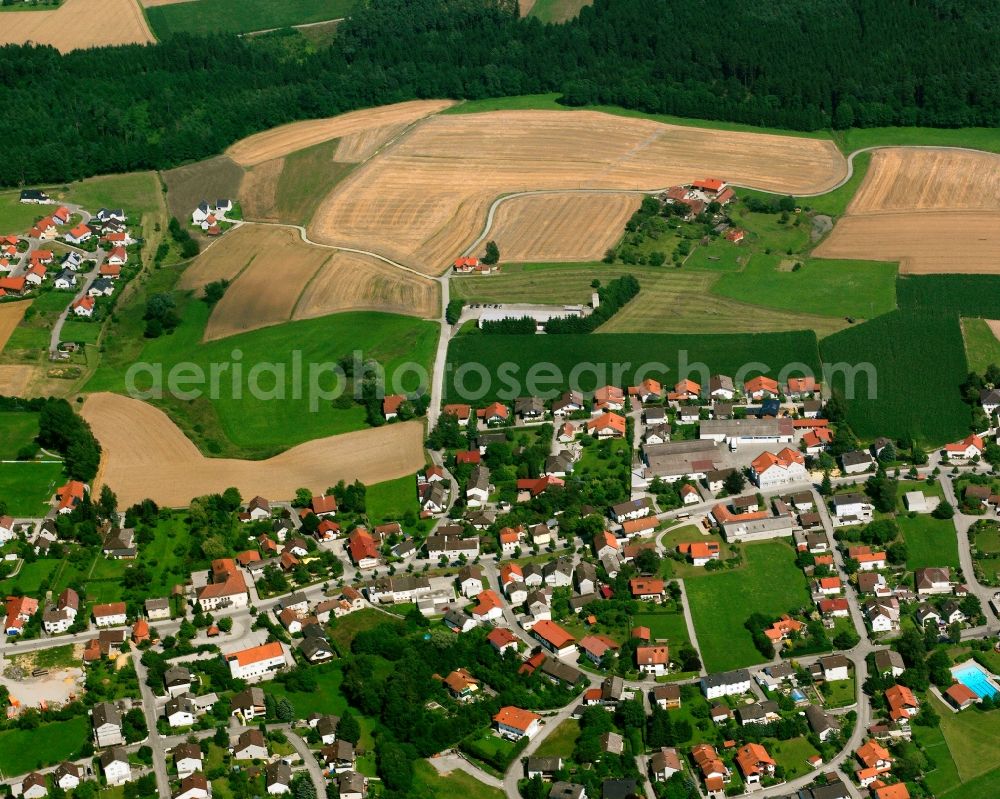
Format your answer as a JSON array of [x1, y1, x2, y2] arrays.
[[199, 226, 333, 341], [334, 124, 409, 163], [179, 224, 283, 291], [849, 149, 1000, 215], [0, 300, 32, 353], [310, 110, 845, 275], [0, 0, 155, 52], [226, 100, 455, 167], [814, 212, 1000, 274], [488, 192, 642, 262], [0, 365, 36, 397], [293, 251, 439, 321], [82, 392, 424, 506]]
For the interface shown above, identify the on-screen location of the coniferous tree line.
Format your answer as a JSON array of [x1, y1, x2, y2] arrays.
[[1, 0, 999, 187]]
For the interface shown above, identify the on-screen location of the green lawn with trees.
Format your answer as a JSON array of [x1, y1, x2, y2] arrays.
[[87, 285, 439, 458], [684, 541, 812, 672]]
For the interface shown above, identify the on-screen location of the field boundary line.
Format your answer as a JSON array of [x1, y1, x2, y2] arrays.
[[244, 220, 439, 282], [289, 252, 338, 320]]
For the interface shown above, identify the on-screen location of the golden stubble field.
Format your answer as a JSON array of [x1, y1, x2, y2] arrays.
[[82, 392, 426, 507], [0, 300, 31, 353], [0, 0, 155, 52], [309, 110, 846, 275], [488, 192, 642, 262], [817, 148, 1000, 273], [183, 225, 437, 341], [225, 100, 456, 167]]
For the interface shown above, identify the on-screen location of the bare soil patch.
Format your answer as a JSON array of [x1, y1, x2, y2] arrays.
[[199, 226, 333, 341], [986, 320, 1000, 343], [310, 109, 845, 275], [179, 223, 274, 291], [293, 251, 439, 321], [82, 392, 425, 507], [226, 100, 455, 167], [0, 0, 155, 52], [240, 158, 285, 221], [0, 301, 32, 353], [848, 149, 1000, 215], [489, 192, 641, 262], [814, 211, 1000, 274], [0, 365, 37, 397], [162, 155, 245, 226]]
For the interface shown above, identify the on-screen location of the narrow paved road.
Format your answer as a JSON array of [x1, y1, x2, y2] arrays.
[[131, 649, 170, 798]]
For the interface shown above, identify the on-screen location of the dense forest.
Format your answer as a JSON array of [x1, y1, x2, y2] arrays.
[[1, 0, 999, 185]]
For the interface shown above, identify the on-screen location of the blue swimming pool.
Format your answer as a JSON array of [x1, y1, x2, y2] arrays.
[[791, 689, 807, 702], [952, 662, 1000, 699]]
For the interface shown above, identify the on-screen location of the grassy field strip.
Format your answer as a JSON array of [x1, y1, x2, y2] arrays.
[[147, 0, 357, 37], [961, 318, 1000, 373]]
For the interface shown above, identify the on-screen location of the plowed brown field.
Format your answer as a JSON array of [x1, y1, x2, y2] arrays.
[[488, 192, 642, 262], [293, 251, 439, 321], [226, 100, 455, 167], [197, 226, 333, 341], [82, 392, 425, 506], [0, 300, 31, 353], [0, 0, 155, 51], [848, 149, 1000, 214], [309, 110, 846, 275], [813, 212, 1000, 274]]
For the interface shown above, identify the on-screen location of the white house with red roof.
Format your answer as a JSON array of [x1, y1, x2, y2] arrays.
[[348, 528, 379, 570], [487, 627, 519, 655], [4, 596, 38, 635], [943, 434, 984, 460], [744, 376, 780, 400], [106, 246, 127, 266], [587, 412, 626, 439], [530, 619, 576, 658], [55, 480, 87, 513], [493, 706, 541, 740], [93, 602, 127, 627], [72, 296, 96, 317], [453, 256, 494, 274], [64, 223, 92, 245], [750, 448, 808, 489], [226, 641, 289, 682]]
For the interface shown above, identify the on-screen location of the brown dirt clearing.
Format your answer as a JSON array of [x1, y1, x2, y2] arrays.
[[82, 392, 426, 507], [0, 0, 155, 52], [226, 100, 455, 167], [309, 109, 846, 275]]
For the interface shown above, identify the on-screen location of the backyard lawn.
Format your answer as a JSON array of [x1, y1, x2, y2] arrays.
[[0, 461, 64, 516], [631, 611, 692, 651], [412, 760, 504, 799], [265, 662, 347, 717], [897, 513, 960, 570], [533, 719, 580, 759], [766, 736, 822, 780], [328, 608, 401, 651], [822, 677, 856, 709], [0, 558, 60, 596], [365, 475, 416, 524], [659, 525, 733, 579], [0, 715, 89, 776], [933, 694, 1000, 782], [684, 541, 811, 672], [0, 412, 39, 459]]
